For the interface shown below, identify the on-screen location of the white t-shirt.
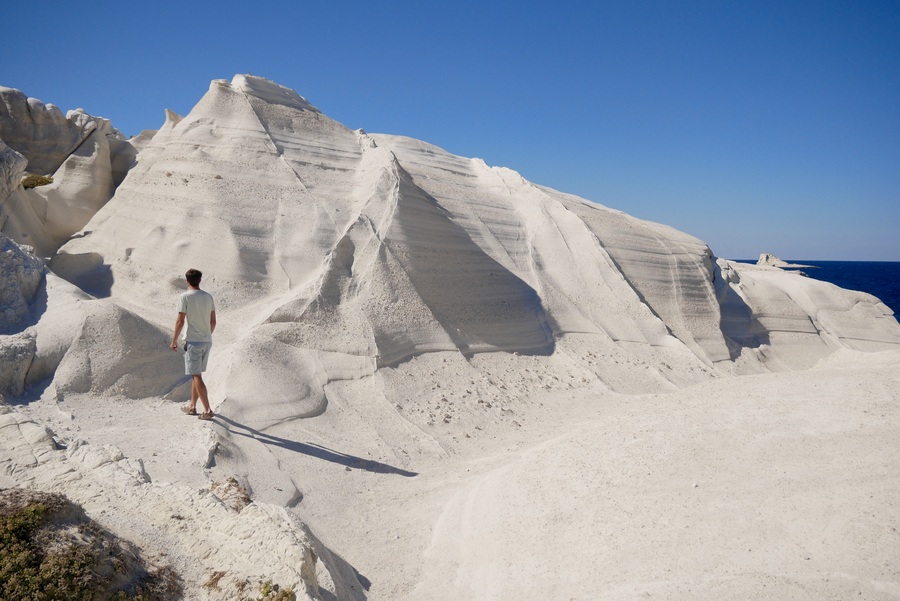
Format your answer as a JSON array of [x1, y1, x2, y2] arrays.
[[177, 289, 215, 343]]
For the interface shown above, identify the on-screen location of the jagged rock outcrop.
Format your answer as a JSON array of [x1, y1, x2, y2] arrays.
[[26, 116, 117, 245], [0, 86, 139, 257], [0, 139, 27, 201], [0, 233, 42, 397], [0, 231, 43, 330], [756, 252, 812, 268], [0, 140, 57, 255], [757, 252, 782, 267], [0, 86, 135, 178], [0, 86, 85, 175]]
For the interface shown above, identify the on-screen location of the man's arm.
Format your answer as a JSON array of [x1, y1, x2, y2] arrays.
[[171, 312, 186, 351], [210, 310, 217, 335]]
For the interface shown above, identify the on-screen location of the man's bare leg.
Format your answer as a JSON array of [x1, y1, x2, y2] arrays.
[[192, 374, 212, 415], [189, 378, 200, 411]]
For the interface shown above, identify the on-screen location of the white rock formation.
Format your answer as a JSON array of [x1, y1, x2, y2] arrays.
[[0, 86, 85, 175], [38, 76, 898, 525], [27, 115, 117, 244], [0, 231, 42, 330], [0, 86, 139, 256], [54, 76, 900, 396], [0, 138, 27, 200], [0, 233, 43, 397], [756, 252, 812, 268], [716, 259, 900, 369], [0, 140, 58, 255], [0, 404, 341, 600], [2, 74, 899, 600]]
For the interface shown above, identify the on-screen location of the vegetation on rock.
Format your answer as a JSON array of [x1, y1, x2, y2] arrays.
[[0, 488, 180, 600], [257, 580, 296, 601], [20, 174, 53, 189]]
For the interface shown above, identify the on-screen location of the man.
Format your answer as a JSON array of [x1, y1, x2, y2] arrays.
[[170, 268, 216, 420]]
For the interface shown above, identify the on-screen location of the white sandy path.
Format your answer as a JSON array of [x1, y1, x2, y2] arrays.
[[289, 349, 900, 600]]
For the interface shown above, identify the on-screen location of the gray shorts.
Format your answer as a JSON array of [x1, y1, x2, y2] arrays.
[[184, 341, 212, 375]]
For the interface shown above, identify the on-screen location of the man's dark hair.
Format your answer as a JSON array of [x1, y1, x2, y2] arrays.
[[185, 269, 202, 287]]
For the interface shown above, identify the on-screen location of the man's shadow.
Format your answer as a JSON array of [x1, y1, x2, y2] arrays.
[[215, 415, 418, 477]]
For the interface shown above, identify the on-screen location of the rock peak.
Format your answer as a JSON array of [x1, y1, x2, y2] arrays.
[[220, 74, 320, 114]]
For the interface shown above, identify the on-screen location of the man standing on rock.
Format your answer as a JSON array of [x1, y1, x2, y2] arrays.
[[170, 268, 216, 420]]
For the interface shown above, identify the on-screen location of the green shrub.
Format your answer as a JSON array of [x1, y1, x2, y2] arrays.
[[21, 173, 54, 189], [0, 499, 98, 599], [0, 488, 180, 600], [258, 580, 296, 601]]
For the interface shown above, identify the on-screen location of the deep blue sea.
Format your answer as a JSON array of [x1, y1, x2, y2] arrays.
[[735, 260, 900, 314]]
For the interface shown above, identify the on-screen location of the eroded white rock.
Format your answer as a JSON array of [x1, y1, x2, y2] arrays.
[[0, 86, 82, 175], [0, 139, 27, 203], [0, 405, 332, 600], [0, 231, 43, 330], [0, 86, 138, 255]]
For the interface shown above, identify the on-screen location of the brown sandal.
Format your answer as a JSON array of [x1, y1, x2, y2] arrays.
[[198, 412, 214, 420]]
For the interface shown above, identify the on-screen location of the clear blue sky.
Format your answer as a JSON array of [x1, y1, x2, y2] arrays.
[[4, 0, 898, 260]]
